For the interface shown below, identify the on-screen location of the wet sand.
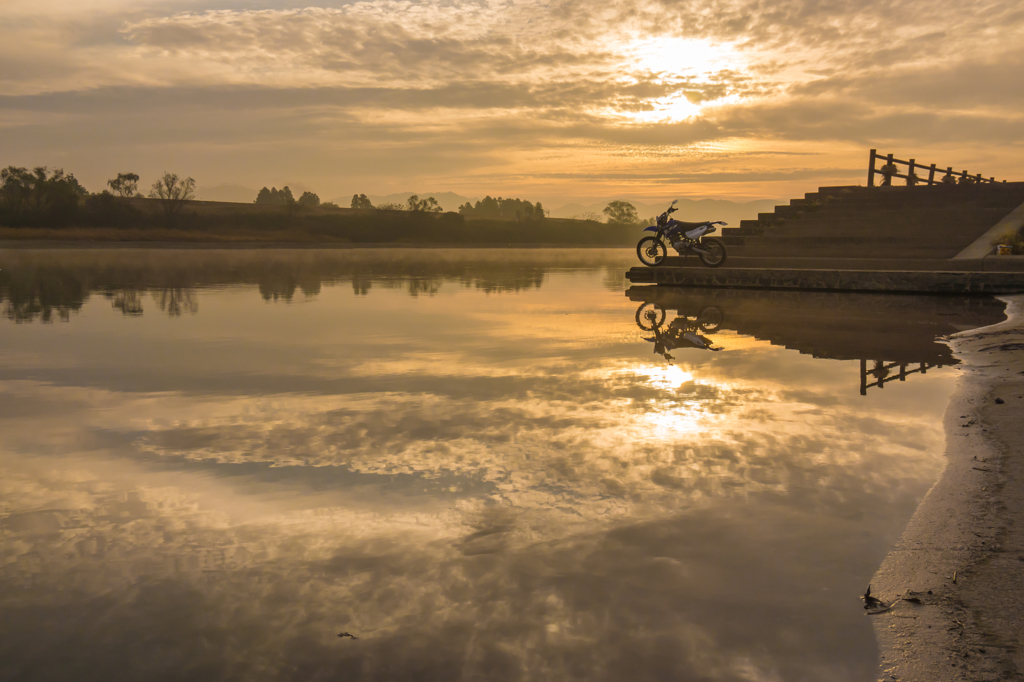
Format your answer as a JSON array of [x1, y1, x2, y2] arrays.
[[871, 294, 1024, 681]]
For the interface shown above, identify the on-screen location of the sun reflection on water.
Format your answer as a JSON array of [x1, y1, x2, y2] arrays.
[[633, 363, 694, 389]]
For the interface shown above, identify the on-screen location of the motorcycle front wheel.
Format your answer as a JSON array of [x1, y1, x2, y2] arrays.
[[635, 302, 666, 331], [637, 237, 667, 266], [697, 238, 727, 268]]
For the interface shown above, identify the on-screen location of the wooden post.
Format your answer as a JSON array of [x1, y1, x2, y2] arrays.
[[962, 170, 969, 183], [867, 149, 877, 187], [990, 177, 995, 183], [883, 154, 894, 186], [908, 158, 916, 185], [860, 359, 867, 396], [928, 164, 936, 185], [899, 364, 906, 381], [977, 173, 983, 183]]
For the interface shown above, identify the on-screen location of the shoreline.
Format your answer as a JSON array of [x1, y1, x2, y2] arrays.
[[0, 240, 631, 250], [870, 294, 1024, 681]]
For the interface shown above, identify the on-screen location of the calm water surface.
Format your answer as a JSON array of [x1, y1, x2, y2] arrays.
[[0, 249, 1004, 682]]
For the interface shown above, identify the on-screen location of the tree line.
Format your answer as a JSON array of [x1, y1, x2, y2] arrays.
[[1, 162, 647, 231], [350, 193, 444, 212], [0, 166, 196, 227], [255, 186, 339, 209], [458, 196, 546, 222]]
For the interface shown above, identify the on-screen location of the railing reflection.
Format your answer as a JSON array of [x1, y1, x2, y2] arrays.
[[860, 360, 942, 395]]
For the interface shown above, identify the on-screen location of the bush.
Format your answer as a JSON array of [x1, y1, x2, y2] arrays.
[[992, 228, 1024, 254], [82, 191, 140, 228]]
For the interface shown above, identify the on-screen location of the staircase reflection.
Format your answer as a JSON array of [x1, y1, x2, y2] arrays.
[[628, 286, 1006, 395]]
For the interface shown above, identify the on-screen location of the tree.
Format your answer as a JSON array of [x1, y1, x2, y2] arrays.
[[148, 172, 195, 224], [603, 200, 639, 225], [298, 191, 320, 208], [255, 186, 296, 206], [1, 166, 32, 222], [406, 195, 443, 212], [351, 193, 373, 209], [107, 172, 139, 198], [375, 202, 405, 211]]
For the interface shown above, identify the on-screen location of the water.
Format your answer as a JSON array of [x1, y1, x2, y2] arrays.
[[0, 248, 1005, 682]]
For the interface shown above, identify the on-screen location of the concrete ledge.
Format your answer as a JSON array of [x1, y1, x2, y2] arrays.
[[660, 256, 1024, 272], [626, 266, 1024, 294]]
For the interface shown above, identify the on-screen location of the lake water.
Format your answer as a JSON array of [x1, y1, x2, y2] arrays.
[[0, 248, 1005, 682]]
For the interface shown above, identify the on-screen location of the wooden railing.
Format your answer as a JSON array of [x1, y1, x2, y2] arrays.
[[867, 149, 1004, 187], [860, 359, 942, 395]]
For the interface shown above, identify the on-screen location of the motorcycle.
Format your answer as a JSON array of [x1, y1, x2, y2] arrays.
[[635, 302, 723, 361], [636, 200, 728, 267]]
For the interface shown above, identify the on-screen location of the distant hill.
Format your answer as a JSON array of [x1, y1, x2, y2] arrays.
[[330, 192, 476, 212], [327, 193, 783, 224], [548, 198, 784, 226]]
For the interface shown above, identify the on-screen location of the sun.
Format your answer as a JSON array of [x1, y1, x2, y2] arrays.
[[610, 37, 742, 123], [629, 37, 729, 78]]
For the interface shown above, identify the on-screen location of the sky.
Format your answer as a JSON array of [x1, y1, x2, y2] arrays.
[[1, 0, 1022, 205]]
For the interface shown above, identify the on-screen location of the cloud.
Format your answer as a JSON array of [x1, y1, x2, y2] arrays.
[[1, 0, 1022, 200]]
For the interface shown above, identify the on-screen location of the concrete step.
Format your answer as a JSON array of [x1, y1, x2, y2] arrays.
[[659, 256, 1024, 272], [810, 187, 1024, 209], [730, 239, 969, 258], [754, 214, 1012, 238]]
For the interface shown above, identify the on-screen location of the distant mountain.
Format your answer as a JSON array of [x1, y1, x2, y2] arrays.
[[196, 184, 260, 203], [548, 198, 784, 226]]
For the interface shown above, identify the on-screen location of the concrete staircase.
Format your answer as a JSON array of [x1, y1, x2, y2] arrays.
[[706, 183, 1024, 264]]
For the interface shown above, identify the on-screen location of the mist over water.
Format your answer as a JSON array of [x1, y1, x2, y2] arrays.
[[0, 248, 1000, 682]]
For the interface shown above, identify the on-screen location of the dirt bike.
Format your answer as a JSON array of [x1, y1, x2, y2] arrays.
[[636, 200, 728, 267]]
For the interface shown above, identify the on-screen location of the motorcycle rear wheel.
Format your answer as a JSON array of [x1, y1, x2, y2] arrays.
[[697, 306, 723, 332], [697, 238, 727, 268], [637, 237, 667, 266]]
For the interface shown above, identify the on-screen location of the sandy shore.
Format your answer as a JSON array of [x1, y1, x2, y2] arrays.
[[870, 294, 1024, 681]]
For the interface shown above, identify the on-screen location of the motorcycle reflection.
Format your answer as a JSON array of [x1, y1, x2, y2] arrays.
[[635, 302, 724, 361]]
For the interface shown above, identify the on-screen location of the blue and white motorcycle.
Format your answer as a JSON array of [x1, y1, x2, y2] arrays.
[[636, 200, 728, 267]]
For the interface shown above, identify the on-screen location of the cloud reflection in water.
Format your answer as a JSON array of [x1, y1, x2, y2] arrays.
[[0, 250, 975, 682]]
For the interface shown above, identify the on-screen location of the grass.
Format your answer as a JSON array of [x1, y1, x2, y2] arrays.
[[0, 226, 347, 243]]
